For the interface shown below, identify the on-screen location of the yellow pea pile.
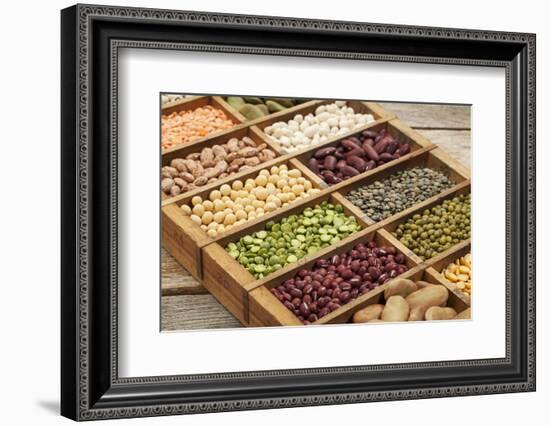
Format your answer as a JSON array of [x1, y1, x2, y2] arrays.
[[441, 253, 471, 296], [180, 164, 321, 237]]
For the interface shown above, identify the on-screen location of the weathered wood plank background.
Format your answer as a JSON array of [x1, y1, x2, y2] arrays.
[[161, 102, 471, 331]]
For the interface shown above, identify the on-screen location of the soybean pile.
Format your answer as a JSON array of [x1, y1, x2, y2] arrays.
[[226, 201, 361, 278], [346, 167, 455, 222], [393, 193, 471, 260]]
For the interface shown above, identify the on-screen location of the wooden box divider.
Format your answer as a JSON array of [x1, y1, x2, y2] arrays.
[[247, 228, 425, 327], [375, 228, 425, 265], [214, 97, 317, 128], [382, 182, 471, 235], [161, 95, 248, 155], [287, 158, 327, 189], [161, 95, 245, 122], [313, 263, 428, 325], [215, 98, 396, 129], [161, 125, 282, 203], [218, 99, 323, 128], [201, 190, 372, 324], [342, 179, 471, 237], [161, 95, 204, 110], [328, 148, 464, 228], [422, 240, 472, 306], [252, 100, 395, 154], [162, 202, 211, 281], [335, 147, 469, 203], [423, 239, 471, 272], [314, 264, 470, 325], [324, 145, 437, 195], [162, 142, 286, 208], [329, 191, 374, 226], [423, 267, 471, 314], [292, 120, 436, 189], [252, 99, 393, 130], [381, 183, 471, 276], [161, 154, 328, 280], [200, 242, 253, 325], [161, 122, 278, 169]]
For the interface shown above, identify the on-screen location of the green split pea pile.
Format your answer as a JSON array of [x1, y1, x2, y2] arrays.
[[226, 201, 361, 278]]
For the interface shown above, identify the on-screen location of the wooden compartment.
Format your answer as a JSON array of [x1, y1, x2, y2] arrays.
[[161, 125, 281, 202], [161, 95, 246, 154], [382, 182, 471, 264], [247, 228, 423, 327], [252, 100, 395, 153], [162, 156, 325, 281], [315, 265, 470, 325], [335, 148, 470, 225], [161, 95, 203, 110], [424, 240, 472, 306], [219, 97, 395, 127], [216, 96, 313, 125], [292, 120, 436, 189], [201, 190, 371, 325]]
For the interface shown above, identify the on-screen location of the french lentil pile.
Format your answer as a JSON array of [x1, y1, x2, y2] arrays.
[[393, 194, 471, 260], [346, 167, 455, 222]]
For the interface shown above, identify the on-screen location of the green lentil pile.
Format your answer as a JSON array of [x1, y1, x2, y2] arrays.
[[346, 167, 455, 222], [226, 201, 361, 278], [392, 193, 471, 260]]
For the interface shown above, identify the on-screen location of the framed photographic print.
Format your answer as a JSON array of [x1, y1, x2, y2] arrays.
[[61, 3, 536, 421]]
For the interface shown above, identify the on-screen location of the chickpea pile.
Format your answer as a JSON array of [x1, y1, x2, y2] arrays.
[[442, 253, 471, 296], [179, 165, 321, 237]]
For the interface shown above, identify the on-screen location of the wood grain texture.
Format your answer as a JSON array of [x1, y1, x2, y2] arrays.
[[161, 294, 242, 330], [418, 130, 471, 169], [378, 103, 471, 130], [161, 248, 206, 296]]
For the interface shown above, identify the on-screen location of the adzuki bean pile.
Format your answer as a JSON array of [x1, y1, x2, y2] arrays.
[[307, 128, 411, 185], [270, 241, 409, 324]]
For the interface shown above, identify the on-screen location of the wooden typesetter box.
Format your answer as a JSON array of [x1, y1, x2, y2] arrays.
[[161, 102, 471, 327]]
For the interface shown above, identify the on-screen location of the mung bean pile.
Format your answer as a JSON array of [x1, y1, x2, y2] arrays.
[[392, 193, 471, 260], [226, 201, 361, 278], [346, 167, 455, 222]]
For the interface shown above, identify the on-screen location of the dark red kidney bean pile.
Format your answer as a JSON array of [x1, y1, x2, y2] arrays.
[[270, 241, 409, 324], [307, 128, 411, 185]]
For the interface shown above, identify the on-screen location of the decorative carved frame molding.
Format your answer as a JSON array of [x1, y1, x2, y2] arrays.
[[61, 4, 535, 420]]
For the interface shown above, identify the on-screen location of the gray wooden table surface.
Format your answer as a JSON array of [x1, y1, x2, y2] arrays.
[[161, 102, 471, 331]]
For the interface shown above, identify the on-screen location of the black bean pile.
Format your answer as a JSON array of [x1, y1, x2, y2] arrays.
[[346, 167, 455, 222]]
